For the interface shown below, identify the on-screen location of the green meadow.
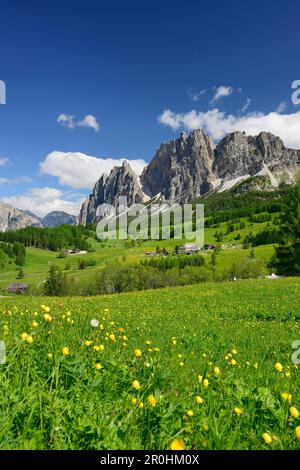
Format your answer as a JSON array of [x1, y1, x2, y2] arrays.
[[1, 278, 300, 449]]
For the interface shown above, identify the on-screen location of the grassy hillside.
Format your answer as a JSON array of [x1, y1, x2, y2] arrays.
[[1, 278, 300, 449], [0, 215, 278, 291]]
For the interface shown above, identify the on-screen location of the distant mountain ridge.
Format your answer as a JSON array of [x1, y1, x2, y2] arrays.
[[0, 202, 43, 232], [79, 129, 300, 225], [0, 205, 77, 232], [42, 211, 78, 228]]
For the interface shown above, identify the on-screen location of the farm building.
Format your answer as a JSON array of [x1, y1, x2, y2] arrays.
[[178, 244, 200, 255], [7, 283, 29, 294]]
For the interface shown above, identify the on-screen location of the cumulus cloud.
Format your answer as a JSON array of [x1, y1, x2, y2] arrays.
[[0, 156, 9, 166], [3, 187, 85, 217], [40, 151, 147, 189], [210, 86, 233, 104], [158, 108, 300, 149], [57, 113, 100, 132]]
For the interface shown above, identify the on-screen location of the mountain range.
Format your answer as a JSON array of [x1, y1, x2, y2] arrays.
[[79, 129, 300, 225], [1, 128, 299, 231], [0, 204, 77, 232]]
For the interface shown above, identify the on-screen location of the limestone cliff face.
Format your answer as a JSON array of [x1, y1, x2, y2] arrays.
[[0, 202, 43, 232], [78, 129, 300, 225], [140, 129, 215, 203], [213, 131, 300, 179], [79, 161, 146, 225]]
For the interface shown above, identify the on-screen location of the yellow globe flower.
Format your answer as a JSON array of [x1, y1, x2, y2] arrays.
[[203, 379, 209, 388], [229, 358, 237, 366], [131, 397, 137, 405], [179, 361, 184, 367], [95, 363, 103, 370], [44, 306, 51, 313], [47, 353, 53, 359], [186, 410, 194, 417], [196, 396, 204, 404], [281, 392, 292, 401], [231, 349, 237, 355], [170, 439, 185, 450], [62, 347, 70, 355], [275, 362, 283, 372], [43, 313, 53, 322], [134, 348, 142, 358], [26, 335, 33, 344], [290, 406, 299, 418], [234, 407, 243, 416], [84, 340, 92, 347], [132, 380, 140, 390], [21, 332, 28, 340], [93, 345, 100, 351], [262, 432, 272, 445], [31, 321, 38, 328], [295, 426, 300, 440], [139, 401, 144, 409], [197, 374, 203, 383], [214, 366, 221, 375], [148, 394, 157, 407]]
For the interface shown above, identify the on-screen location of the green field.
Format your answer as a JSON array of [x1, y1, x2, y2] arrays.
[[1, 278, 300, 449], [0, 215, 277, 291]]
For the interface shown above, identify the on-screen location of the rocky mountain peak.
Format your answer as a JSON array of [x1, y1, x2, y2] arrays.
[[79, 160, 146, 225]]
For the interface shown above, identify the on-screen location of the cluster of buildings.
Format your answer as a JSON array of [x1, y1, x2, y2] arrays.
[[143, 243, 216, 257]]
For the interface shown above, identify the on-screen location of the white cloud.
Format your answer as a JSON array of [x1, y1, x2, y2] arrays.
[[188, 88, 207, 102], [40, 151, 147, 189], [0, 156, 9, 166], [210, 86, 233, 104], [3, 187, 85, 217], [0, 176, 33, 186], [158, 108, 300, 149], [275, 101, 287, 114], [241, 98, 251, 113], [57, 114, 76, 129], [57, 113, 100, 132], [77, 114, 100, 132]]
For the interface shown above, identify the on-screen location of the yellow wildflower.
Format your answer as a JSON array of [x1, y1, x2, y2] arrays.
[[196, 396, 204, 404], [132, 380, 140, 390], [148, 394, 157, 407], [290, 406, 299, 418], [262, 432, 272, 445], [281, 392, 292, 401], [170, 439, 185, 450]]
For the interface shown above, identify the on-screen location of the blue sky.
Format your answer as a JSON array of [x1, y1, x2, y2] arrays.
[[0, 0, 300, 216]]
